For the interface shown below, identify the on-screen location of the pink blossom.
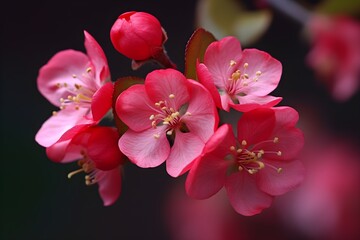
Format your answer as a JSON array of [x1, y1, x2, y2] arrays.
[[35, 31, 113, 147], [186, 107, 304, 216], [306, 15, 360, 101], [197, 36, 283, 112], [110, 11, 165, 61], [116, 69, 218, 177], [47, 126, 124, 206]]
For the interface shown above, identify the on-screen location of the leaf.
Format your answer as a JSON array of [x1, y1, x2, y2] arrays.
[[184, 28, 216, 80], [112, 77, 144, 135], [196, 0, 272, 47], [316, 0, 360, 16]]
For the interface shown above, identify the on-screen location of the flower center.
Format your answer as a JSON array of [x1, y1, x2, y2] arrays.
[[228, 137, 282, 175], [149, 94, 191, 139], [55, 67, 97, 111], [225, 60, 263, 100], [67, 151, 100, 186]]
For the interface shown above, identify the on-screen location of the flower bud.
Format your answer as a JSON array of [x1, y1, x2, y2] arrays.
[[110, 11, 165, 61]]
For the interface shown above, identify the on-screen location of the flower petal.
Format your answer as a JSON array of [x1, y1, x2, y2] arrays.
[[166, 131, 205, 177], [182, 80, 218, 142], [37, 50, 91, 106], [231, 95, 282, 112], [145, 69, 190, 110], [84, 30, 111, 84], [118, 127, 170, 168], [97, 167, 122, 206], [258, 160, 305, 196], [225, 172, 273, 216], [116, 84, 155, 132], [35, 107, 92, 147], [91, 82, 113, 121], [186, 124, 235, 199]]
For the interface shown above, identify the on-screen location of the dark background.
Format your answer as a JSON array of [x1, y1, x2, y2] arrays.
[[1, 0, 359, 239]]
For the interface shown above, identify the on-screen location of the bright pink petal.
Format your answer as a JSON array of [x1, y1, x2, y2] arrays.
[[145, 69, 190, 110], [186, 124, 236, 199], [118, 127, 170, 168], [166, 131, 205, 177], [231, 95, 282, 112], [257, 160, 305, 196], [196, 62, 222, 109], [35, 107, 92, 147], [97, 167, 122, 206], [87, 127, 123, 171], [84, 30, 110, 84], [236, 108, 275, 146], [225, 172, 273, 216], [236, 49, 282, 96], [182, 80, 218, 142], [116, 84, 156, 132], [91, 82, 113, 121], [204, 36, 243, 87], [37, 50, 91, 106]]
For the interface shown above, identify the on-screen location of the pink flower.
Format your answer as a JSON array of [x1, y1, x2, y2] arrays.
[[47, 126, 124, 206], [306, 15, 360, 101], [197, 36, 283, 112], [110, 11, 163, 60], [116, 69, 219, 177], [186, 107, 304, 216], [35, 31, 113, 147]]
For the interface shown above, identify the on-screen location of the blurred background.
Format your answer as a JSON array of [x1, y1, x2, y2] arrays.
[[1, 0, 359, 239]]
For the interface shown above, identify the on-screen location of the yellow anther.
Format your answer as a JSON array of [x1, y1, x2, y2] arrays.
[[86, 67, 92, 73], [243, 73, 249, 79], [273, 137, 279, 143], [277, 168, 283, 173], [256, 71, 262, 76], [243, 63, 249, 68], [52, 111, 57, 116], [277, 151, 282, 156], [166, 130, 173, 135], [230, 146, 236, 151], [231, 70, 241, 81], [230, 60, 237, 66], [241, 140, 247, 146], [75, 83, 81, 89], [236, 148, 242, 153], [169, 94, 175, 99], [149, 114, 155, 120]]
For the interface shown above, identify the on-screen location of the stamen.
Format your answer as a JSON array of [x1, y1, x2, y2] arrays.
[[277, 151, 282, 156], [231, 70, 241, 81], [241, 140, 247, 146], [67, 168, 84, 179], [230, 60, 237, 66], [169, 94, 175, 99], [230, 146, 236, 151], [256, 71, 262, 76], [86, 67, 92, 73], [243, 63, 249, 68], [273, 137, 279, 143], [52, 111, 57, 116]]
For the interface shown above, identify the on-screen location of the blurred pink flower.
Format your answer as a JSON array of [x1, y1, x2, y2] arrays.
[[186, 107, 304, 216], [35, 31, 113, 147], [47, 126, 124, 206], [197, 36, 282, 112], [278, 136, 360, 240], [116, 69, 218, 177], [306, 15, 360, 101]]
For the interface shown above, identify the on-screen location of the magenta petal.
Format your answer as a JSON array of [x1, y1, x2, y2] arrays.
[[87, 127, 123, 171], [258, 160, 305, 196], [186, 124, 236, 199], [231, 95, 282, 112], [196, 62, 222, 109], [97, 168, 122, 206], [116, 84, 156, 132], [119, 127, 170, 168], [91, 82, 113, 121], [204, 36, 243, 87], [84, 30, 110, 84], [166, 131, 205, 177], [37, 50, 90, 106], [35, 107, 92, 147], [225, 172, 273, 216], [237, 49, 282, 96], [183, 80, 218, 142], [145, 69, 190, 109]]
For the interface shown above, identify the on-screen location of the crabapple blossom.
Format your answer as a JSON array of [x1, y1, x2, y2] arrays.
[[186, 107, 304, 216], [35, 31, 113, 147], [306, 15, 360, 101], [47, 126, 124, 206], [197, 36, 282, 112], [116, 68, 219, 177]]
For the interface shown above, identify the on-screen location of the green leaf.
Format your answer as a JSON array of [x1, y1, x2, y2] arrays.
[[184, 28, 216, 80], [316, 0, 360, 16], [112, 76, 144, 135]]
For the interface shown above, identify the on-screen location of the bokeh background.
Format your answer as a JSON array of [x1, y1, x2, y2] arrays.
[[1, 0, 360, 239]]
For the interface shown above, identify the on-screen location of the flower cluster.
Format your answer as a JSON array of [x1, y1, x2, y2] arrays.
[[35, 11, 304, 215]]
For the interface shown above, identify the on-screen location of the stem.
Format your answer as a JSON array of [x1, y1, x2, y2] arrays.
[[153, 48, 177, 69], [266, 0, 312, 25]]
